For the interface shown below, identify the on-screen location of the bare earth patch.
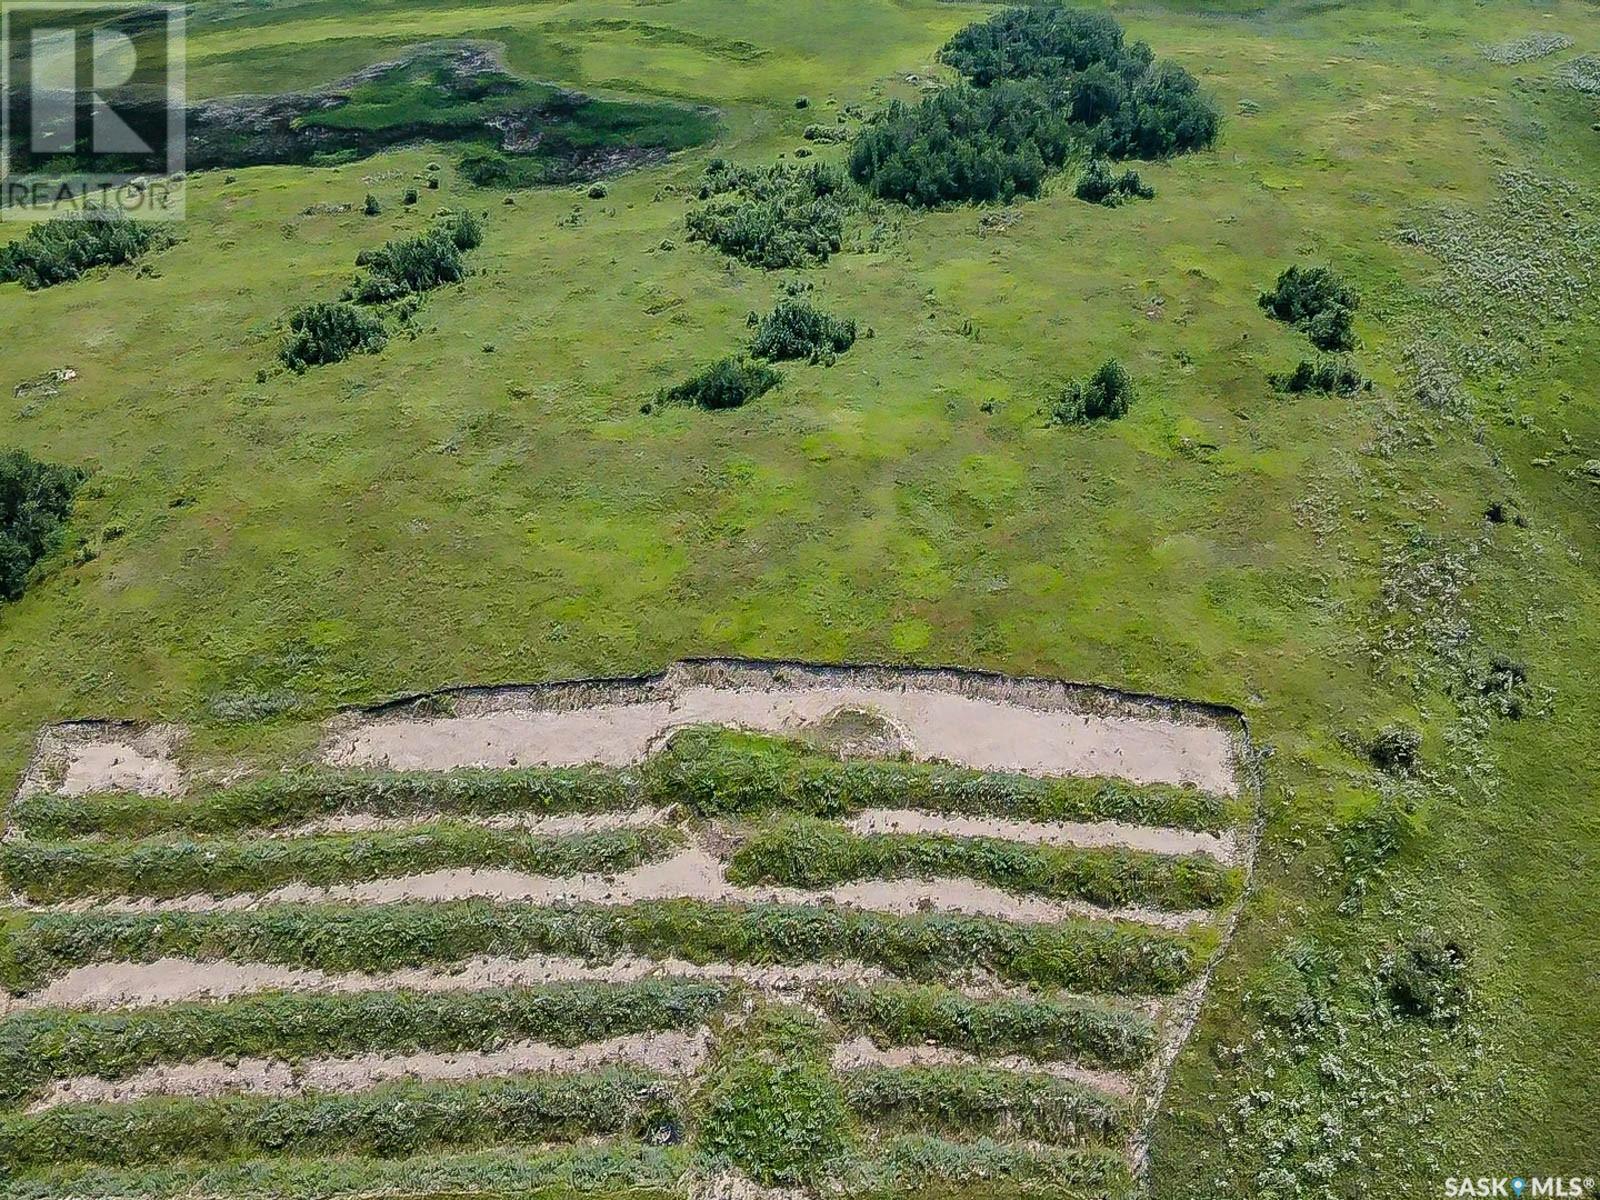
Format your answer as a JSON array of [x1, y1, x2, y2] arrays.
[[16, 722, 182, 799], [324, 659, 1240, 794]]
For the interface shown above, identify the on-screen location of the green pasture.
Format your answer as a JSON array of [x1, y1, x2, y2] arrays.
[[3, 0, 1599, 1192]]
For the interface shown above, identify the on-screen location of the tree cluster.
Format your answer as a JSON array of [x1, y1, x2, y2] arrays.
[[850, 5, 1219, 207], [0, 450, 84, 601], [1050, 359, 1135, 425], [1258, 265, 1359, 353], [0, 212, 168, 290], [684, 161, 848, 269]]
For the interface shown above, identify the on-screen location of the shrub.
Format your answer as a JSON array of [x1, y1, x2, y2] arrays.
[[279, 302, 388, 371], [1073, 159, 1154, 205], [1270, 357, 1367, 395], [433, 209, 483, 251], [1368, 723, 1422, 773], [0, 450, 84, 601], [363, 193, 382, 216], [1381, 930, 1468, 1023], [402, 187, 419, 205], [748, 299, 857, 361], [1050, 359, 1134, 424], [0, 212, 167, 289], [1259, 265, 1359, 352], [657, 357, 781, 410], [588, 182, 609, 199], [685, 160, 848, 268], [350, 230, 465, 302]]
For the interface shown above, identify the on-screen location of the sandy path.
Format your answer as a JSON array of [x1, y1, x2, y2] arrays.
[[277, 807, 675, 838], [830, 1036, 1134, 1098], [327, 682, 1237, 795], [27, 845, 1209, 930], [30, 1028, 711, 1111], [845, 810, 1238, 864], [5, 955, 1045, 1014]]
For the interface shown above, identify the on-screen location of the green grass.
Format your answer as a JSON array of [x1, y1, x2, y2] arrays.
[[0, 823, 679, 902], [842, 1065, 1127, 1146], [3, 0, 1600, 1193], [0, 899, 1209, 996], [0, 1069, 677, 1166], [818, 981, 1157, 1070], [1, 1144, 688, 1200], [0, 979, 727, 1108], [728, 815, 1241, 911]]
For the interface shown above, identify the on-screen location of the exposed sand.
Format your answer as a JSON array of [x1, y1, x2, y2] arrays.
[[16, 723, 182, 799], [278, 807, 675, 838], [34, 844, 1208, 930], [326, 668, 1238, 795], [830, 1035, 1134, 1097], [846, 809, 1238, 864], [31, 1028, 711, 1111], [9, 954, 1035, 1013]]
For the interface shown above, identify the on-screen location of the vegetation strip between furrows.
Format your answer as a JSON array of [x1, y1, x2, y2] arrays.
[[0, 1137, 1134, 1199], [0, 979, 728, 1108], [0, 899, 1210, 996], [816, 981, 1157, 1071], [0, 1069, 679, 1167], [843, 1064, 1127, 1146], [0, 1143, 691, 1200], [0, 824, 682, 904], [8, 729, 1235, 839], [728, 816, 1241, 911]]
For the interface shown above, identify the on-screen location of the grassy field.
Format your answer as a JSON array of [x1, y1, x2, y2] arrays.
[[3, 0, 1599, 1193]]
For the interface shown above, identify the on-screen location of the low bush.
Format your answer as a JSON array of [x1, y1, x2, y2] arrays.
[[1270, 357, 1367, 395], [842, 1065, 1126, 1145], [727, 816, 1239, 911], [1381, 929, 1469, 1023], [657, 357, 781, 410], [0, 450, 84, 602], [1368, 723, 1422, 773], [0, 1070, 678, 1166], [685, 160, 848, 268], [349, 230, 465, 302], [818, 981, 1156, 1069], [0, 899, 1207, 996], [0, 824, 681, 903], [697, 1007, 847, 1186], [1073, 159, 1154, 205], [0, 212, 168, 289], [1050, 359, 1134, 424], [748, 299, 857, 362], [0, 979, 726, 1107], [278, 302, 388, 371], [1259, 264, 1359, 352]]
